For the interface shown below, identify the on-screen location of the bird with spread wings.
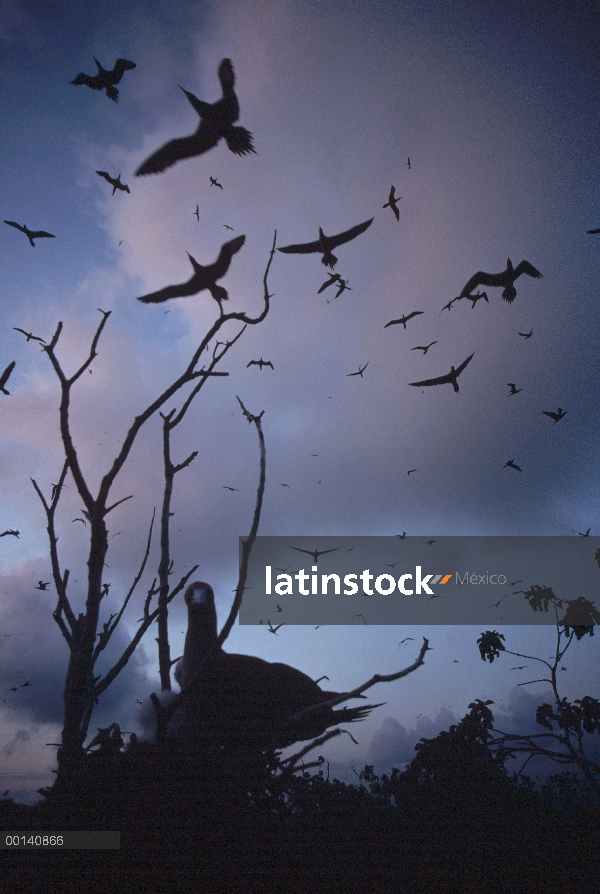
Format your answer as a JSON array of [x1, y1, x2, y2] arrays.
[[409, 353, 474, 393], [458, 258, 542, 304], [278, 218, 373, 269], [136, 235, 245, 305], [96, 171, 130, 194], [136, 59, 255, 176], [4, 221, 55, 247], [71, 58, 135, 102]]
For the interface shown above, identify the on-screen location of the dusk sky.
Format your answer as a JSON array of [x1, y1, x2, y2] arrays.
[[1, 0, 599, 803]]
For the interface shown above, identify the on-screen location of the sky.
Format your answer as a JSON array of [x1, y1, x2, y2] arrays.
[[1, 0, 599, 803]]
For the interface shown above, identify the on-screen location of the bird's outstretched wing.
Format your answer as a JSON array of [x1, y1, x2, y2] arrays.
[[211, 234, 246, 279], [409, 353, 474, 388], [71, 71, 102, 89], [453, 353, 475, 376], [460, 271, 501, 295], [513, 260, 543, 281], [317, 274, 341, 293], [278, 237, 323, 255], [0, 361, 15, 394], [137, 278, 198, 303], [110, 58, 136, 84], [4, 221, 25, 233], [384, 311, 423, 328], [96, 171, 113, 184], [30, 230, 55, 240], [328, 217, 374, 249], [136, 132, 214, 176]]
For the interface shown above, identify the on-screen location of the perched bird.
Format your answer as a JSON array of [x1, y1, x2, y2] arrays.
[[384, 311, 423, 329], [411, 341, 437, 354], [4, 221, 55, 247], [335, 278, 352, 298], [278, 218, 373, 269], [409, 353, 474, 393], [542, 407, 567, 425], [0, 362, 15, 395], [507, 383, 522, 395], [136, 59, 255, 176], [35, 581, 50, 590], [95, 171, 130, 194], [382, 186, 401, 221], [169, 582, 381, 752], [209, 176, 223, 189], [71, 57, 135, 102], [247, 358, 274, 370], [504, 459, 522, 472], [194, 205, 200, 221], [318, 273, 343, 294], [291, 546, 340, 563], [347, 362, 369, 378], [519, 329, 534, 339], [459, 258, 543, 304], [13, 328, 45, 344], [136, 234, 245, 305]]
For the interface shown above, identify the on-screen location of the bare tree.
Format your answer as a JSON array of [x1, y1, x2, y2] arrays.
[[27, 234, 276, 796]]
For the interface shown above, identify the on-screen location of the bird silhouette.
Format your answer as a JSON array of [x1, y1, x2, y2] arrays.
[[511, 666, 529, 670], [504, 459, 522, 472], [459, 258, 543, 304], [411, 341, 437, 354], [407, 469, 417, 475], [170, 582, 381, 752], [35, 581, 50, 590], [21, 681, 31, 687], [194, 205, 200, 221], [335, 278, 352, 298], [406, 157, 411, 170], [440, 299, 457, 313], [488, 594, 507, 608], [318, 273, 343, 294], [267, 620, 285, 635], [4, 221, 55, 247], [136, 60, 255, 176], [278, 218, 373, 269], [276, 604, 283, 613], [223, 224, 234, 231], [347, 362, 369, 377], [0, 362, 15, 396], [579, 528, 591, 537], [384, 311, 423, 329], [209, 176, 223, 189], [424, 540, 436, 546], [136, 234, 245, 305], [291, 546, 340, 563], [13, 328, 45, 344], [508, 383, 522, 395], [542, 407, 567, 425], [352, 614, 367, 625], [222, 486, 239, 492], [519, 329, 534, 338], [382, 185, 402, 221], [400, 637, 414, 643], [95, 171, 130, 194], [409, 353, 474, 393], [247, 358, 274, 370], [71, 57, 135, 102], [464, 290, 488, 308], [0, 529, 19, 538], [396, 532, 407, 539], [587, 228, 600, 234]]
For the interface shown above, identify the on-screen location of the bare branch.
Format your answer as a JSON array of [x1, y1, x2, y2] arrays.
[[105, 494, 133, 515]]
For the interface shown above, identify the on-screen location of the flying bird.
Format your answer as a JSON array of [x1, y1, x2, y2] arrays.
[[0, 362, 15, 395], [407, 157, 411, 169], [95, 171, 130, 194], [407, 469, 417, 475], [21, 681, 31, 687], [519, 329, 534, 339], [278, 218, 373, 269], [488, 594, 507, 609], [13, 328, 45, 344], [347, 362, 369, 378], [222, 486, 239, 492], [267, 621, 285, 635], [411, 342, 437, 354], [335, 278, 352, 298], [35, 581, 50, 590], [318, 273, 342, 294], [352, 614, 367, 625], [458, 258, 543, 304], [507, 383, 522, 395], [170, 582, 381, 753], [194, 205, 200, 221], [382, 185, 401, 221], [579, 528, 591, 537], [396, 532, 407, 539], [209, 176, 223, 189], [223, 224, 234, 231], [504, 459, 522, 472], [0, 529, 19, 538], [542, 407, 567, 425], [247, 358, 274, 370], [424, 540, 436, 546], [409, 353, 474, 393], [587, 228, 600, 234], [136, 234, 245, 305], [275, 604, 283, 613], [400, 637, 414, 644], [136, 59, 255, 176], [4, 221, 55, 247], [71, 57, 135, 102], [384, 311, 423, 329], [291, 546, 340, 563], [464, 290, 488, 308], [511, 666, 529, 670]]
